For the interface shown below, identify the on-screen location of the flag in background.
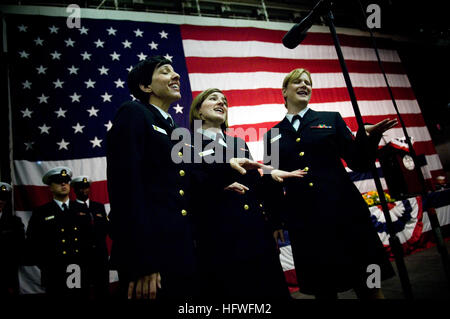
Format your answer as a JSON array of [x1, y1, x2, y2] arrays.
[[3, 8, 444, 293]]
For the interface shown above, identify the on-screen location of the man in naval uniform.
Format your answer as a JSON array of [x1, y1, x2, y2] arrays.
[[71, 175, 110, 299], [0, 182, 25, 296], [25, 167, 91, 298]]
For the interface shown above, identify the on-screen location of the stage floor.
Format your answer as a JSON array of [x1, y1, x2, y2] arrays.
[[291, 240, 450, 299]]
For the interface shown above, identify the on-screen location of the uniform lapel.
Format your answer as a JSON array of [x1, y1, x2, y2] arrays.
[[277, 116, 296, 133], [298, 109, 319, 132], [146, 103, 174, 133]]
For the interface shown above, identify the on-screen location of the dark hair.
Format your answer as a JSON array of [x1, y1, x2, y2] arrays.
[[127, 55, 172, 104]]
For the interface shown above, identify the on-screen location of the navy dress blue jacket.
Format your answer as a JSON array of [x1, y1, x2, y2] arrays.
[[264, 109, 394, 294], [189, 131, 290, 299]]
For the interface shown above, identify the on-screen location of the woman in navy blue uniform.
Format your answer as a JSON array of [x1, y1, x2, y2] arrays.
[[188, 88, 306, 299], [264, 68, 397, 299], [107, 56, 272, 300]]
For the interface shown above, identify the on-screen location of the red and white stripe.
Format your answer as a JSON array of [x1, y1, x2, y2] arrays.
[[181, 25, 443, 187]]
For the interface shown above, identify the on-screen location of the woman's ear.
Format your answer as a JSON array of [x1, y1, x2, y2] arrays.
[[139, 84, 152, 94], [282, 87, 287, 99]]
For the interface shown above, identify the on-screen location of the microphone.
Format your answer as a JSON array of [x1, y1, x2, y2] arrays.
[[282, 0, 330, 49]]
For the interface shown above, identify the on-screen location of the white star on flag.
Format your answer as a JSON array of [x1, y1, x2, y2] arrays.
[[34, 37, 44, 46], [53, 79, 64, 88], [36, 65, 47, 74], [18, 25, 27, 32], [37, 94, 49, 104], [24, 142, 34, 151], [110, 51, 121, 61], [159, 30, 168, 39], [85, 79, 96, 88], [18, 50, 29, 59], [49, 25, 59, 34], [69, 92, 81, 103], [57, 139, 69, 150], [87, 106, 99, 117], [126, 65, 133, 72], [114, 78, 125, 88], [55, 107, 67, 118], [22, 80, 32, 89], [106, 27, 117, 35], [148, 41, 158, 50], [137, 52, 147, 61], [68, 65, 79, 75], [72, 122, 85, 134], [81, 51, 92, 60], [94, 39, 105, 48], [79, 26, 89, 35], [38, 124, 51, 134], [50, 51, 61, 60], [105, 120, 113, 131], [98, 66, 109, 75], [90, 137, 103, 148], [173, 104, 184, 114], [101, 92, 112, 102], [122, 40, 132, 48], [65, 38, 75, 47], [21, 108, 33, 118], [134, 29, 144, 37], [163, 54, 173, 62]]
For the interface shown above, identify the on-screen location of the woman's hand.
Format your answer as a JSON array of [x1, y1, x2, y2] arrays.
[[127, 272, 161, 299], [271, 169, 307, 183], [365, 118, 398, 136], [224, 182, 249, 194], [230, 158, 273, 175]]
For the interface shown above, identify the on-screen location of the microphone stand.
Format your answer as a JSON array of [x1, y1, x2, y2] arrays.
[[356, 0, 450, 290], [283, 0, 414, 299]]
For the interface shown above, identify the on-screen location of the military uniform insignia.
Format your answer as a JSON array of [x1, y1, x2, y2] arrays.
[[270, 134, 282, 143], [83, 177, 88, 183], [78, 212, 86, 216], [61, 169, 67, 176], [96, 213, 103, 217], [152, 125, 168, 135], [199, 149, 214, 157], [45, 215, 55, 221], [311, 124, 332, 128], [1, 185, 6, 191]]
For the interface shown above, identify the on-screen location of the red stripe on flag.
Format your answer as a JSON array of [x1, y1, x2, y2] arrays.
[[185, 57, 405, 74], [193, 87, 417, 106], [181, 25, 394, 48]]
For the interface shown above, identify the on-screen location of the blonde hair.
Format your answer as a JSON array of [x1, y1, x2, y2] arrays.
[[189, 88, 229, 131], [282, 68, 313, 107]]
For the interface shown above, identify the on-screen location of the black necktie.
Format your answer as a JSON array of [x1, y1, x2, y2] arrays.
[[62, 203, 68, 212], [292, 114, 301, 130]]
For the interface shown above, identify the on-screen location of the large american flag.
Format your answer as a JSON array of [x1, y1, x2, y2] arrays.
[[3, 6, 443, 293]]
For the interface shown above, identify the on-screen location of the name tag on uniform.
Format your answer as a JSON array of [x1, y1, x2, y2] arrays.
[[96, 213, 103, 217], [45, 215, 55, 221], [270, 134, 282, 143], [152, 125, 168, 135], [78, 212, 86, 216], [199, 149, 214, 157]]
